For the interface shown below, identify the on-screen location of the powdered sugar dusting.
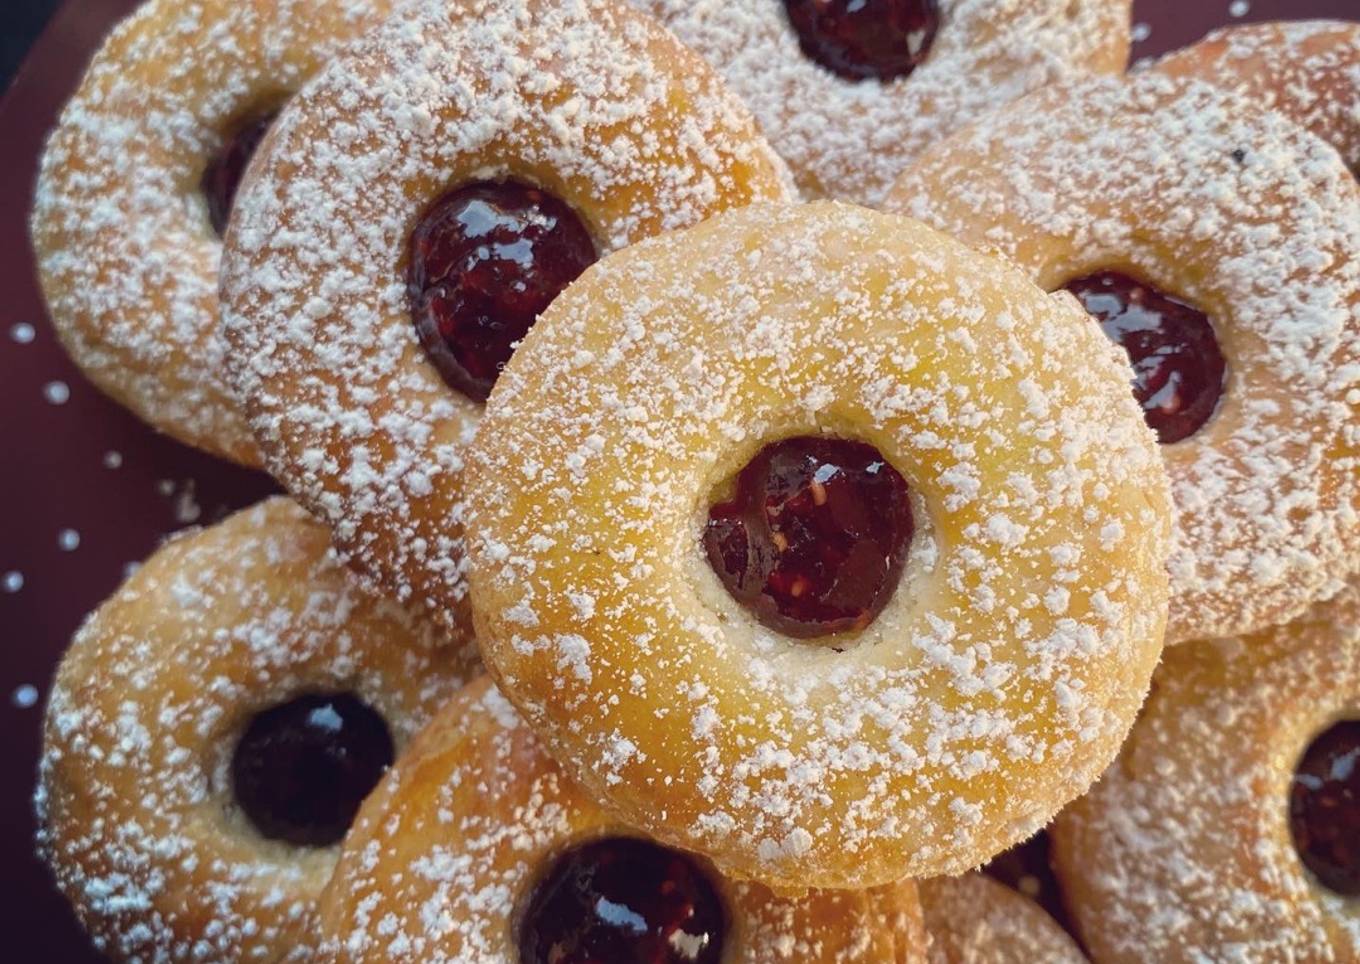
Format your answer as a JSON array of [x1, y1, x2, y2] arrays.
[[918, 874, 1086, 963], [1052, 578, 1360, 962], [36, 498, 474, 962], [632, 0, 1132, 203], [1153, 19, 1360, 171], [466, 202, 1172, 889], [221, 0, 793, 644], [318, 677, 928, 962], [887, 72, 1360, 643], [31, 0, 394, 464]]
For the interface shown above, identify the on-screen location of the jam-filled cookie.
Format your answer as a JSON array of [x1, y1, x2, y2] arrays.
[[318, 676, 929, 963], [465, 202, 1173, 889], [919, 875, 1086, 963], [32, 0, 394, 464], [886, 73, 1360, 643], [35, 498, 475, 962], [220, 0, 793, 640], [1051, 577, 1360, 963], [631, 0, 1131, 203], [1155, 20, 1360, 174]]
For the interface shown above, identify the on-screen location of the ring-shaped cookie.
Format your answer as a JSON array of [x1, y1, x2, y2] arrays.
[[1154, 20, 1360, 173], [465, 201, 1173, 889], [221, 0, 793, 641], [886, 72, 1360, 643], [36, 498, 475, 962], [1051, 577, 1360, 963], [317, 676, 929, 963], [918, 875, 1086, 963], [631, 0, 1131, 203], [32, 0, 394, 464]]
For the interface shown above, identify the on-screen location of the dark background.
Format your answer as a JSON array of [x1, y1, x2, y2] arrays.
[[3, 1, 1357, 961], [1, 0, 60, 91], [2, 2, 278, 960]]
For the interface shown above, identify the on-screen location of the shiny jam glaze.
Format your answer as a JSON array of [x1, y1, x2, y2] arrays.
[[782, 0, 940, 81], [407, 180, 597, 402], [1063, 271, 1226, 444], [1290, 720, 1360, 896], [704, 436, 913, 638], [518, 837, 726, 964]]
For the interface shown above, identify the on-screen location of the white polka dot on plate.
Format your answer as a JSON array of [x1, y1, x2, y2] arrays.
[[11, 685, 39, 709], [1131, 22, 1151, 43], [43, 381, 70, 405], [104, 450, 123, 469], [1228, 0, 1250, 16], [2, 571, 22, 593], [10, 323, 35, 344], [58, 528, 80, 551]]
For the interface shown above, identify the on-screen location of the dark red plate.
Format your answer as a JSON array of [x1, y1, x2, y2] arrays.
[[1, 0, 1354, 958]]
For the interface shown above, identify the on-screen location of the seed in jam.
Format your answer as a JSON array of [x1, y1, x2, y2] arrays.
[[704, 436, 913, 639], [518, 837, 725, 964], [201, 111, 278, 238], [1290, 720, 1360, 896], [231, 692, 393, 847], [1063, 271, 1227, 444], [783, 0, 940, 82], [406, 180, 597, 403]]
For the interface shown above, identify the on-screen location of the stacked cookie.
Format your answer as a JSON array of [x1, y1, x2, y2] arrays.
[[30, 1, 1360, 961]]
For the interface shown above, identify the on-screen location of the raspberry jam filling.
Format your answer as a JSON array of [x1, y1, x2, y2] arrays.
[[1290, 720, 1360, 896], [783, 0, 940, 82], [1063, 271, 1226, 444], [231, 692, 393, 847], [201, 110, 278, 238], [407, 180, 597, 402], [704, 436, 913, 639], [519, 837, 725, 964]]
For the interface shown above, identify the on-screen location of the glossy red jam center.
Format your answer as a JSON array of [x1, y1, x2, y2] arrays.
[[1063, 271, 1226, 444], [201, 110, 277, 238], [407, 180, 597, 403], [704, 436, 913, 639], [1290, 720, 1360, 896], [519, 837, 725, 964], [231, 692, 393, 848], [783, 0, 940, 81]]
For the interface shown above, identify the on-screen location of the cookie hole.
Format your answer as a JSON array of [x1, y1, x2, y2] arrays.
[[406, 180, 598, 403], [782, 0, 940, 82], [517, 836, 726, 964], [201, 108, 280, 239], [703, 435, 913, 640], [230, 691, 393, 848], [1290, 719, 1360, 896], [1060, 270, 1226, 444]]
